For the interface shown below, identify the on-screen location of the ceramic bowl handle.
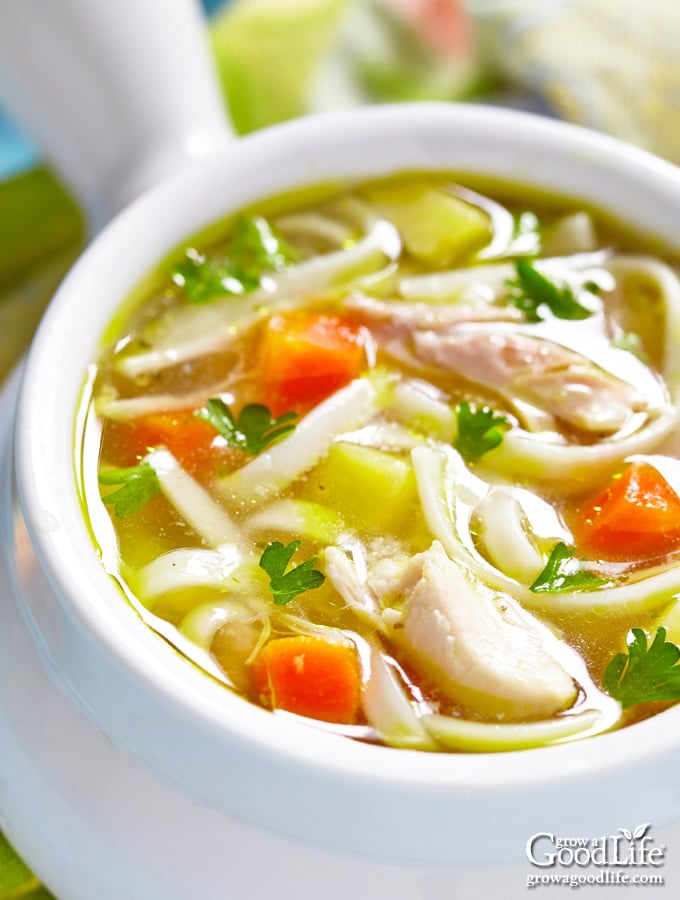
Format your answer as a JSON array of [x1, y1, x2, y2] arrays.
[[0, 0, 234, 229]]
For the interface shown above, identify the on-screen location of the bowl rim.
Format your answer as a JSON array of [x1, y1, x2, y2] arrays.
[[13, 102, 680, 862]]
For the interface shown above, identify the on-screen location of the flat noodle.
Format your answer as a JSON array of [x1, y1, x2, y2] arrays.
[[607, 254, 680, 401], [146, 449, 240, 547], [422, 709, 604, 752], [219, 378, 378, 504], [398, 251, 611, 301], [491, 404, 678, 488]]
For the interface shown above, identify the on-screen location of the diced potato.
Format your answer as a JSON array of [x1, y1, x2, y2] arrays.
[[302, 441, 418, 533], [363, 183, 492, 266], [247, 498, 345, 543]]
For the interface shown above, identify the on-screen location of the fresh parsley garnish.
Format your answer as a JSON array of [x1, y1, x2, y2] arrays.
[[604, 627, 680, 708], [196, 399, 297, 455], [454, 401, 510, 463], [229, 215, 294, 285], [259, 540, 326, 605], [530, 542, 610, 593], [99, 462, 160, 517], [507, 260, 594, 322], [171, 248, 235, 305], [171, 215, 294, 304]]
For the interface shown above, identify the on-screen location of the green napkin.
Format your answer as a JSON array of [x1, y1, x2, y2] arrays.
[[0, 832, 55, 899]]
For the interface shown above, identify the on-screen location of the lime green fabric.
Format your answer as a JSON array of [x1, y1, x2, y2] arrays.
[[0, 832, 55, 899], [212, 0, 346, 133]]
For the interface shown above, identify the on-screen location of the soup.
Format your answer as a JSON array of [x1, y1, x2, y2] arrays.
[[81, 174, 680, 752]]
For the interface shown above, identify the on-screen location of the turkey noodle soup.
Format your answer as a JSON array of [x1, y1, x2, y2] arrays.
[[81, 174, 680, 752]]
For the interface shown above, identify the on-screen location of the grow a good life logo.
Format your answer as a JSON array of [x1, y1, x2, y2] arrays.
[[525, 823, 666, 889]]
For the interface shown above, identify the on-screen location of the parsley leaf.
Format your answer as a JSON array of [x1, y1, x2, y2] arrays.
[[99, 462, 160, 517], [171, 248, 243, 305], [530, 542, 610, 593], [259, 540, 326, 605], [454, 401, 510, 463], [604, 627, 680, 708], [229, 215, 294, 285], [507, 260, 594, 322], [196, 399, 297, 455], [171, 215, 294, 304]]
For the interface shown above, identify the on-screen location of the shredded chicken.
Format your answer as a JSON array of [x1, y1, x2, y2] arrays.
[[343, 293, 522, 336], [397, 542, 578, 719], [414, 325, 647, 434]]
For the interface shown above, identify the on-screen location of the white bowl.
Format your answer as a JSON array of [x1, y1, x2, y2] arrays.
[[3, 104, 680, 899]]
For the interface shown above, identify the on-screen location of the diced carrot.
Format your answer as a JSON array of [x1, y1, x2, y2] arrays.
[[251, 635, 362, 724], [574, 461, 680, 559], [257, 313, 370, 415], [103, 410, 232, 477]]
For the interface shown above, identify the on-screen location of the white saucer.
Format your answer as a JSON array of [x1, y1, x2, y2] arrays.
[[0, 369, 534, 900]]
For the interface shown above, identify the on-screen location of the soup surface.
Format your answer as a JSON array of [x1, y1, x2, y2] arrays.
[[82, 174, 680, 752]]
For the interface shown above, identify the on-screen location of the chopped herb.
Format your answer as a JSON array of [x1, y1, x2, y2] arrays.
[[454, 401, 510, 463], [604, 627, 680, 708], [507, 260, 594, 322], [196, 399, 297, 455], [171, 248, 242, 305], [171, 215, 295, 303], [99, 462, 160, 517], [229, 215, 295, 285], [583, 280, 602, 295], [611, 331, 650, 363], [259, 540, 326, 605], [530, 541, 610, 593]]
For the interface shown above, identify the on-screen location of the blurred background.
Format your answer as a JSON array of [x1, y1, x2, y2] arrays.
[[1, 0, 679, 895], [2, 0, 680, 382]]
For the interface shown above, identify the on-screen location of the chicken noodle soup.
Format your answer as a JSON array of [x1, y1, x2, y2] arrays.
[[82, 175, 680, 752]]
